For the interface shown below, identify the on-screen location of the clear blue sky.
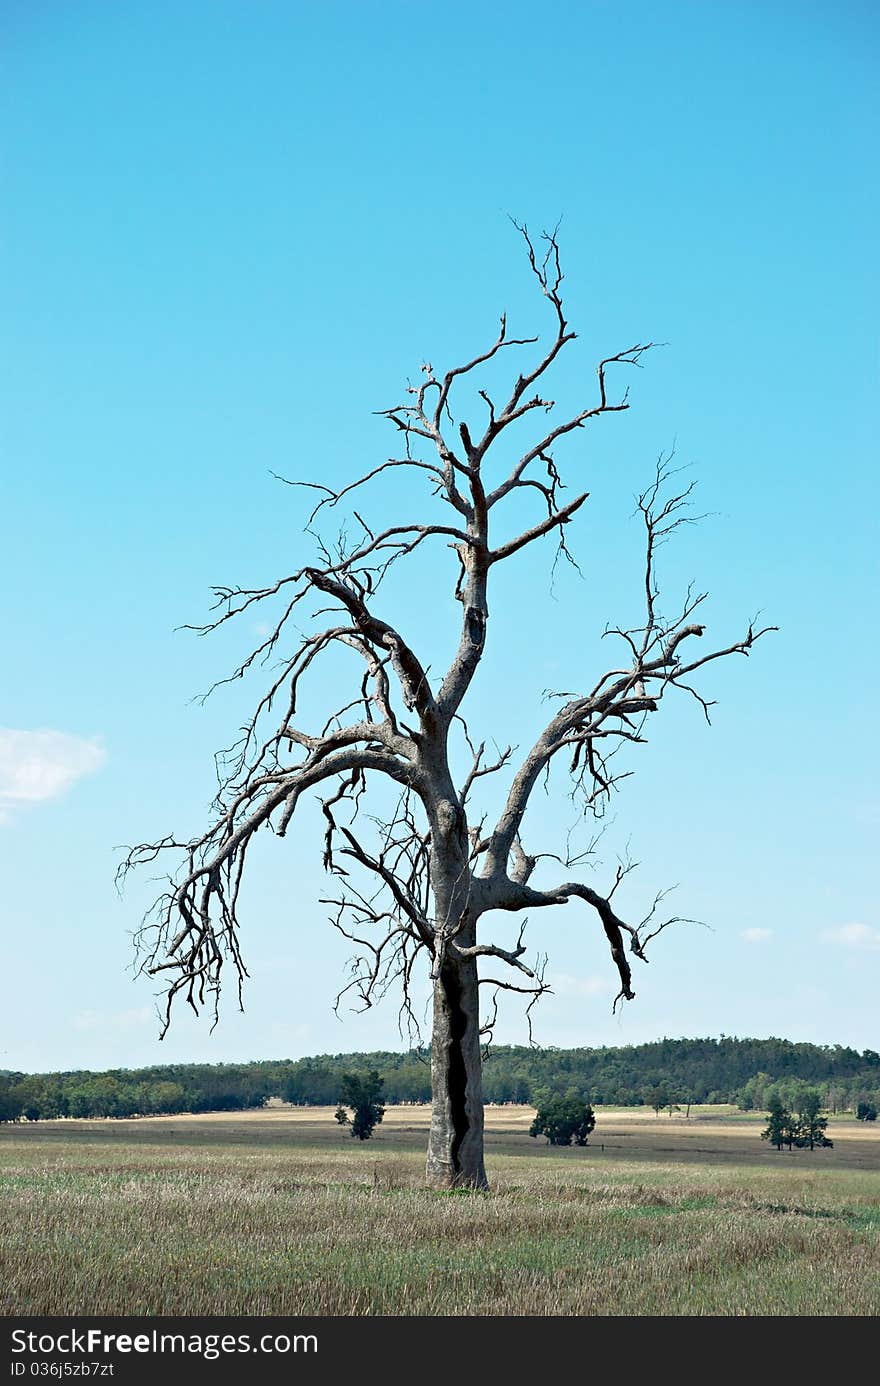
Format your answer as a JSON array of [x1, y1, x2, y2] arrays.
[[2, 1, 877, 1072]]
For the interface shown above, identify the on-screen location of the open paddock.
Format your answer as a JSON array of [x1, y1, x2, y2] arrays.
[[2, 1105, 877, 1316]]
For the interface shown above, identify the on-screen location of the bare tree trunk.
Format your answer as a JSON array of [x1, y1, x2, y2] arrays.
[[426, 952, 487, 1190]]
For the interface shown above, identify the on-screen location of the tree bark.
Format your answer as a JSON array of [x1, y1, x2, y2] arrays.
[[426, 952, 487, 1189]]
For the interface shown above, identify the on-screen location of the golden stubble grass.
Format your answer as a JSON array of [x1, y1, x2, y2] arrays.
[[2, 1108, 877, 1316]]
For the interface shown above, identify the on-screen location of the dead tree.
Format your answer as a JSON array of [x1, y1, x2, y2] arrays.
[[122, 227, 772, 1189]]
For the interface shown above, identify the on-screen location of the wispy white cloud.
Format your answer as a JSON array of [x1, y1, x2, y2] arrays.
[[822, 922, 880, 952], [0, 729, 106, 820], [741, 927, 772, 943]]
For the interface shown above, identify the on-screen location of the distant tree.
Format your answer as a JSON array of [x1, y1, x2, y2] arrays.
[[513, 1076, 532, 1105], [65, 1085, 92, 1119], [80, 1076, 136, 1119], [144, 1081, 186, 1115], [797, 1090, 832, 1151], [335, 1071, 386, 1141], [761, 1094, 788, 1151], [763, 1090, 833, 1152], [647, 1083, 670, 1116], [0, 1081, 23, 1124], [857, 1101, 877, 1122], [737, 1071, 776, 1112], [13, 1078, 43, 1123], [529, 1093, 596, 1147], [33, 1079, 68, 1120]]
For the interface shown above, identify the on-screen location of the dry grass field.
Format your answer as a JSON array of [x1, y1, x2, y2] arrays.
[[2, 1105, 878, 1316]]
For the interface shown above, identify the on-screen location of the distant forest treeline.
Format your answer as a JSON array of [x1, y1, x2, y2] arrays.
[[2, 1038, 879, 1122]]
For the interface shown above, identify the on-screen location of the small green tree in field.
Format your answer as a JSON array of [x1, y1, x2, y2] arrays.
[[761, 1094, 788, 1151], [856, 1101, 877, 1122], [335, 1071, 386, 1141], [761, 1091, 832, 1151], [529, 1093, 596, 1146], [647, 1083, 670, 1116], [797, 1090, 832, 1150]]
